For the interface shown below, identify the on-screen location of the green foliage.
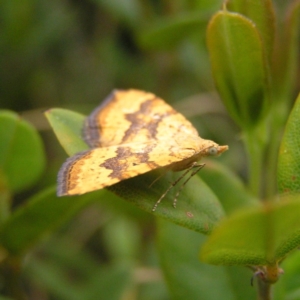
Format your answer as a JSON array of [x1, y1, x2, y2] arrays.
[[227, 0, 275, 62], [207, 10, 269, 128], [278, 94, 300, 194], [157, 219, 256, 300], [201, 198, 300, 266], [0, 111, 45, 194], [0, 187, 100, 256], [45, 109, 88, 156], [1, 0, 300, 299], [200, 161, 258, 214], [138, 12, 209, 50]]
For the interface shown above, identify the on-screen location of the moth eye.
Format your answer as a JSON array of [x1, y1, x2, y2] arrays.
[[208, 146, 218, 156]]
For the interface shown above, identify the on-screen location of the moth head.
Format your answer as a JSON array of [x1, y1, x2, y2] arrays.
[[204, 143, 228, 157]]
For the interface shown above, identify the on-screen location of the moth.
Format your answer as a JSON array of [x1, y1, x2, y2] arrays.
[[57, 89, 228, 211]]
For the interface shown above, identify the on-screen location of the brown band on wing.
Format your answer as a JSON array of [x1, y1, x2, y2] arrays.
[[100, 144, 159, 180], [84, 90, 178, 148], [122, 97, 175, 143], [57, 150, 93, 196]]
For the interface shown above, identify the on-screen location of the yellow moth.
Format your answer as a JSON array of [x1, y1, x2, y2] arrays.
[[58, 89, 228, 211]]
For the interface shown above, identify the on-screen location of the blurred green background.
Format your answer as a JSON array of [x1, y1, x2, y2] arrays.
[[1, 0, 239, 186], [1, 0, 293, 299], [1, 0, 224, 111]]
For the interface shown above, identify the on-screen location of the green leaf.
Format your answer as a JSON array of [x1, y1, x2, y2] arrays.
[[200, 161, 258, 214], [227, 0, 275, 63], [44, 108, 88, 156], [108, 171, 224, 234], [273, 1, 300, 100], [207, 10, 269, 128], [278, 93, 300, 194], [157, 219, 255, 300], [137, 12, 208, 50], [200, 197, 300, 266], [0, 110, 45, 193], [46, 108, 225, 234], [0, 186, 100, 255]]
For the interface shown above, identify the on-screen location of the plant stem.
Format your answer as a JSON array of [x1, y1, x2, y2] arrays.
[[264, 101, 290, 199], [264, 131, 280, 199], [257, 278, 272, 300], [243, 127, 265, 198]]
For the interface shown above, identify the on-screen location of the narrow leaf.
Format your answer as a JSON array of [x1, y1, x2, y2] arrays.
[[227, 0, 276, 63], [207, 10, 269, 128], [44, 108, 88, 156]]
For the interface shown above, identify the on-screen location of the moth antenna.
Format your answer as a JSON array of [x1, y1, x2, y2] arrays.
[[148, 169, 168, 188]]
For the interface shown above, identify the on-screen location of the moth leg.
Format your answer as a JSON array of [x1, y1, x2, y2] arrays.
[[152, 166, 192, 212], [152, 162, 204, 212], [172, 163, 205, 208]]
